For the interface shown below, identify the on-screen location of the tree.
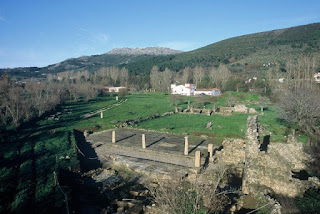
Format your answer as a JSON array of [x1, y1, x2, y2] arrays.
[[118, 88, 128, 98], [181, 67, 192, 84], [258, 96, 269, 112], [193, 66, 205, 86], [208, 64, 231, 89], [150, 66, 160, 91], [225, 93, 237, 107], [278, 90, 320, 137], [194, 96, 208, 108], [119, 67, 129, 87], [169, 94, 184, 110], [150, 67, 173, 92], [224, 78, 247, 92]]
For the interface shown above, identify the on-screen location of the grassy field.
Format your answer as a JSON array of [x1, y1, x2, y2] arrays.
[[0, 91, 300, 212]]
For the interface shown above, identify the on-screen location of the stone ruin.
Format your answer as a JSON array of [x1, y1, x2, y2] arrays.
[[84, 115, 320, 213], [233, 104, 248, 113], [233, 104, 258, 114], [178, 103, 258, 117], [240, 116, 320, 198], [214, 115, 320, 213]]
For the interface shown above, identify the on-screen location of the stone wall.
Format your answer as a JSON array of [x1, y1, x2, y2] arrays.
[[241, 115, 319, 198]]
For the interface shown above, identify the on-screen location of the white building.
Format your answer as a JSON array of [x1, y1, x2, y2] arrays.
[[171, 83, 196, 96], [106, 86, 127, 92], [171, 83, 221, 96], [194, 88, 221, 96]]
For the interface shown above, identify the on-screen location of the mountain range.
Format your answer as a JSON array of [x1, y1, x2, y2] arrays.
[[1, 22, 320, 79]]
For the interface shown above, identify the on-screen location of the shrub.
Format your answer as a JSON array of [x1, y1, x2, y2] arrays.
[[296, 188, 320, 214]]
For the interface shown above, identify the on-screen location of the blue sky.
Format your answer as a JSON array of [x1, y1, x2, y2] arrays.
[[0, 0, 320, 68]]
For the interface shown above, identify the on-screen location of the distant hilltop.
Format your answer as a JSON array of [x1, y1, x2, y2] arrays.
[[106, 47, 183, 55]]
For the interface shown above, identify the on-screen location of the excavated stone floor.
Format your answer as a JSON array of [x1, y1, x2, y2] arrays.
[[85, 128, 218, 178]]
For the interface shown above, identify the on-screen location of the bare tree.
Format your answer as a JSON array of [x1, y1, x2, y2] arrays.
[[162, 68, 173, 92], [193, 66, 205, 86], [208, 64, 231, 89], [169, 94, 184, 110], [181, 67, 192, 84], [278, 89, 320, 138], [225, 93, 237, 107], [119, 67, 129, 87], [208, 66, 218, 86], [258, 96, 270, 112], [118, 88, 128, 98], [150, 66, 161, 92], [3, 86, 26, 126]]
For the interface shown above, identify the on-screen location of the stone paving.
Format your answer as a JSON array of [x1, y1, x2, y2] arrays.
[[85, 128, 217, 177]]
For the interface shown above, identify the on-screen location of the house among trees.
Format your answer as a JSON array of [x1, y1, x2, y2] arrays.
[[171, 83, 221, 96], [314, 72, 320, 83], [105, 86, 127, 92]]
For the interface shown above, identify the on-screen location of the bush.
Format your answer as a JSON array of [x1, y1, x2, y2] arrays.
[[296, 188, 320, 214], [118, 88, 128, 98]]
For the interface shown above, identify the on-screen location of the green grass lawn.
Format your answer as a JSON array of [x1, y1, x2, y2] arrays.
[[137, 113, 247, 144]]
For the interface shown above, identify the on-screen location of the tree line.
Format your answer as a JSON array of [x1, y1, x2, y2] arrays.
[[0, 76, 100, 127]]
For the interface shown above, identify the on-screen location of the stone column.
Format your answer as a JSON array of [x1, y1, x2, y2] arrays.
[[208, 144, 214, 162], [116, 96, 119, 101], [195, 151, 201, 167], [188, 101, 191, 109], [100, 111, 103, 119], [142, 134, 146, 149], [112, 130, 116, 143], [184, 136, 189, 155]]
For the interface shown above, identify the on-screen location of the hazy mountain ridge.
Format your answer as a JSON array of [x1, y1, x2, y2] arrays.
[[107, 47, 183, 55]]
